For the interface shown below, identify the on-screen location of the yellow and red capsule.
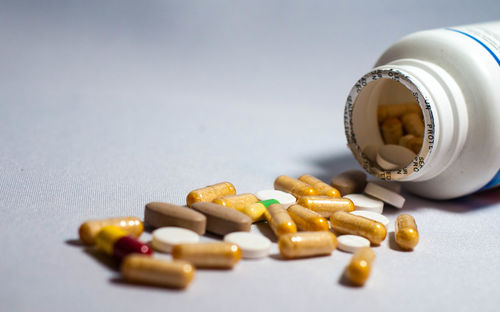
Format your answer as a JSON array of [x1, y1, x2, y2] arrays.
[[95, 225, 152, 260]]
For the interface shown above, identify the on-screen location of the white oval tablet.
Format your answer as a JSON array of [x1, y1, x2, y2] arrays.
[[337, 235, 370, 253], [256, 189, 296, 206], [223, 232, 271, 259], [364, 182, 405, 208], [343, 193, 384, 214], [152, 227, 200, 253], [350, 210, 390, 228], [376, 144, 416, 170], [368, 179, 402, 194]]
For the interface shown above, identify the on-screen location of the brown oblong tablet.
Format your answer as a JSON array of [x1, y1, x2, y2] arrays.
[[144, 202, 207, 235], [190, 202, 252, 236]]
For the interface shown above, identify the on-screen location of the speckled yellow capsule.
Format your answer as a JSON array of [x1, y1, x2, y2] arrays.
[[345, 247, 375, 286], [274, 175, 318, 198], [287, 204, 329, 231], [279, 231, 337, 259], [296, 196, 354, 218], [264, 204, 297, 237], [298, 174, 341, 197], [212, 193, 259, 212], [330, 211, 386, 245], [242, 199, 279, 222], [172, 242, 241, 269], [79, 216, 143, 245], [186, 182, 236, 207], [121, 254, 195, 289], [395, 214, 419, 250]]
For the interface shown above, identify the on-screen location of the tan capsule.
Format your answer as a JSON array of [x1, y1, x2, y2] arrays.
[[395, 214, 419, 250], [296, 196, 354, 218], [287, 204, 329, 231], [398, 134, 423, 154], [278, 231, 337, 259], [344, 247, 375, 286], [121, 254, 195, 289], [78, 217, 143, 245], [186, 182, 236, 207], [190, 202, 251, 236], [401, 112, 425, 137], [264, 204, 297, 237], [330, 170, 367, 196], [144, 202, 206, 235], [381, 117, 403, 145], [330, 211, 386, 245], [274, 175, 318, 197], [172, 242, 241, 269], [212, 193, 259, 212], [377, 102, 421, 122], [298, 174, 341, 197]]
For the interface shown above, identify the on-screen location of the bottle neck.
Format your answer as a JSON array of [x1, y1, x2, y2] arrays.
[[344, 59, 468, 182]]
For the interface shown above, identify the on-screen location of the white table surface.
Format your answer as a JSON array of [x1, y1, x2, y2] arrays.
[[1, 1, 500, 311]]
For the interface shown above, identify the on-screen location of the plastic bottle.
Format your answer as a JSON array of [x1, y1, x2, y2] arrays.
[[344, 21, 500, 199]]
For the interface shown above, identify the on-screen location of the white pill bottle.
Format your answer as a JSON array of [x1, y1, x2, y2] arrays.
[[344, 21, 500, 199]]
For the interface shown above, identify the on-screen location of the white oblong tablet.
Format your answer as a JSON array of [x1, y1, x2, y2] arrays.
[[368, 179, 402, 194], [337, 235, 370, 253], [362, 144, 380, 163], [152, 227, 200, 253], [376, 144, 416, 170], [223, 232, 271, 259], [256, 189, 296, 206], [350, 210, 390, 228], [343, 193, 384, 214], [364, 182, 405, 208]]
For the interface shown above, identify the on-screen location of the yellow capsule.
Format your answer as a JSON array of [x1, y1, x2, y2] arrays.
[[330, 211, 386, 245], [95, 225, 128, 255], [401, 112, 425, 137], [395, 214, 419, 250], [264, 204, 297, 238], [242, 199, 279, 222], [381, 117, 403, 145], [274, 175, 318, 198], [278, 231, 337, 259], [172, 242, 241, 269], [78, 216, 143, 245], [377, 102, 421, 123], [296, 196, 354, 218], [298, 174, 341, 197], [287, 204, 329, 231], [121, 254, 195, 289], [345, 247, 375, 286], [399, 134, 423, 154], [212, 193, 259, 212], [186, 182, 236, 207]]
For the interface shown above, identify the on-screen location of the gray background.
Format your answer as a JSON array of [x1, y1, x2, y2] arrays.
[[1, 1, 500, 311]]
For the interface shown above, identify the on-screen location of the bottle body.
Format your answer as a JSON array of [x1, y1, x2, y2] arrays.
[[344, 21, 500, 199]]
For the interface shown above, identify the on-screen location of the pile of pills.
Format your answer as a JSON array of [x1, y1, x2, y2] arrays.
[[363, 103, 425, 170], [77, 170, 419, 289]]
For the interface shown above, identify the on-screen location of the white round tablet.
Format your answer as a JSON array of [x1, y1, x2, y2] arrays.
[[350, 210, 390, 228], [152, 227, 200, 253], [255, 189, 296, 206], [364, 182, 405, 208], [376, 144, 416, 170], [337, 235, 370, 253], [223, 232, 271, 259], [343, 193, 384, 214]]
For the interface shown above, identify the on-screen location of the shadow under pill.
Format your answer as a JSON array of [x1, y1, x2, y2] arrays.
[[83, 247, 120, 271], [338, 271, 362, 288], [256, 222, 277, 243], [65, 238, 86, 247], [109, 277, 187, 292]]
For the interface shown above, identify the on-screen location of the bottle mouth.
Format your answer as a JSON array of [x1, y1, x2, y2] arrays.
[[345, 68, 436, 181]]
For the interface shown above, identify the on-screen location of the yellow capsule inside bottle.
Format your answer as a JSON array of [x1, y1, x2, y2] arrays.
[[296, 196, 354, 218], [274, 175, 318, 198], [212, 193, 259, 212], [79, 216, 143, 245], [298, 174, 341, 197], [121, 254, 195, 289], [172, 242, 241, 269], [278, 231, 337, 259], [264, 203, 297, 238], [287, 204, 329, 231], [395, 214, 419, 250], [186, 182, 236, 207], [330, 211, 386, 245], [344, 247, 375, 286]]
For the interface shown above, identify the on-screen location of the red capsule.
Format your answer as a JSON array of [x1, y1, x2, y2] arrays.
[[113, 236, 152, 260]]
